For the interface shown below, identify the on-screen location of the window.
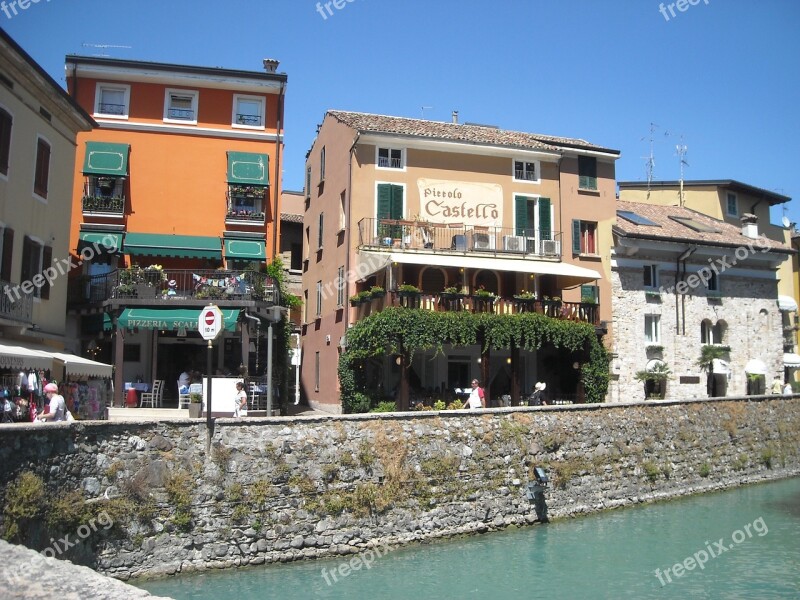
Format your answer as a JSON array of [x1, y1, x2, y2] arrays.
[[578, 156, 597, 190], [571, 219, 597, 254], [645, 314, 661, 344], [339, 191, 346, 231], [514, 196, 552, 239], [706, 271, 719, 293], [316, 280, 322, 317], [303, 226, 310, 263], [228, 184, 265, 220], [314, 351, 320, 392], [164, 89, 198, 123], [0, 107, 11, 176], [726, 192, 738, 217], [94, 83, 130, 118], [123, 344, 141, 362], [319, 146, 326, 182], [513, 159, 538, 182], [33, 137, 50, 199], [580, 285, 599, 304], [643, 265, 659, 288], [303, 289, 308, 323], [232, 94, 265, 128], [376, 183, 404, 238], [305, 165, 312, 199], [701, 319, 725, 344], [337, 266, 345, 307], [377, 147, 403, 169], [0, 226, 13, 282], [318, 212, 324, 249], [20, 236, 51, 299]]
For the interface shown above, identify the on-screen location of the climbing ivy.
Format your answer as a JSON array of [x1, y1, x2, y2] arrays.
[[339, 308, 610, 412]]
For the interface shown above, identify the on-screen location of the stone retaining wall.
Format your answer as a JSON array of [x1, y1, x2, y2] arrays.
[[0, 396, 798, 581]]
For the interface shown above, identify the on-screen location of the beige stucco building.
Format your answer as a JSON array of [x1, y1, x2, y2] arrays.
[[0, 30, 94, 359], [611, 200, 792, 401], [302, 111, 619, 413]]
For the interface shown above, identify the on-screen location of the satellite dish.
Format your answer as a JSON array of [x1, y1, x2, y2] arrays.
[[782, 215, 791, 228]]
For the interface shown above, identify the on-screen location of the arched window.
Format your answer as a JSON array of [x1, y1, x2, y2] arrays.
[[474, 270, 499, 295], [420, 267, 446, 294], [713, 320, 726, 344], [700, 319, 713, 344]]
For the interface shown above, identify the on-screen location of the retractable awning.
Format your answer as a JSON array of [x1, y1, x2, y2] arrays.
[[78, 230, 123, 253], [51, 353, 113, 378], [744, 359, 767, 375], [0, 343, 63, 371], [357, 251, 602, 288], [227, 151, 269, 185], [784, 352, 800, 368], [123, 233, 222, 259], [224, 238, 266, 260], [117, 308, 240, 332], [83, 142, 129, 176], [778, 295, 798, 312]]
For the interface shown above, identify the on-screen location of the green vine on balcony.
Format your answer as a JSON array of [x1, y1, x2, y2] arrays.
[[338, 308, 610, 412]]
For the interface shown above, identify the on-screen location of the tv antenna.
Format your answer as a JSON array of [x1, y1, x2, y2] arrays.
[[420, 105, 433, 119], [640, 122, 659, 198], [82, 43, 132, 57], [675, 138, 689, 207]]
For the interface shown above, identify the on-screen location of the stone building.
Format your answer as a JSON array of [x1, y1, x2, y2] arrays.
[[610, 200, 793, 402]]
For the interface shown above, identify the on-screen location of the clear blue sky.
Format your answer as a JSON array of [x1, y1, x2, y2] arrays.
[[4, 0, 799, 224]]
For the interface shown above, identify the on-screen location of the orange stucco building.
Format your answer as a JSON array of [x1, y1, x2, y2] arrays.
[[64, 56, 287, 408]]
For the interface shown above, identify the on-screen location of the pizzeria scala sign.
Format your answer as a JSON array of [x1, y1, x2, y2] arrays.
[[417, 179, 503, 226]]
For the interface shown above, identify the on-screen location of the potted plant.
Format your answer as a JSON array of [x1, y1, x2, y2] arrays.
[[398, 284, 421, 297], [439, 286, 461, 300], [370, 286, 386, 299], [188, 393, 203, 418], [349, 293, 362, 307], [634, 361, 672, 399]]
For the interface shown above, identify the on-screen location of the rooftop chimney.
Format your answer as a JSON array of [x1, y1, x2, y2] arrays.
[[451, 110, 459, 124], [741, 213, 758, 239], [262, 58, 280, 73]]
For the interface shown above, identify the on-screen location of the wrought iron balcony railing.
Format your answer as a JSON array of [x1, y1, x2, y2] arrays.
[[0, 278, 33, 323], [82, 195, 125, 215]]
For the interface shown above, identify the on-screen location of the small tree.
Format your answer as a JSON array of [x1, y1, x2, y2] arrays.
[[634, 361, 672, 399], [697, 345, 729, 397]]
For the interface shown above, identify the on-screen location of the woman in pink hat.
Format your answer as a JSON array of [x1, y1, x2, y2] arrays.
[[38, 383, 67, 422]]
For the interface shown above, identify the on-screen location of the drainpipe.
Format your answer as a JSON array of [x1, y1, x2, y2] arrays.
[[676, 246, 696, 335], [344, 132, 359, 332], [271, 81, 286, 260], [243, 312, 261, 374]]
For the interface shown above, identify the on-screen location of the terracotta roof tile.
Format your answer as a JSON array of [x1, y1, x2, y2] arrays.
[[327, 110, 618, 154], [615, 200, 791, 253], [280, 213, 303, 223]]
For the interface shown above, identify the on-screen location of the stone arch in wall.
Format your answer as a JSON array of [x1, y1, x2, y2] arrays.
[[420, 267, 446, 294], [473, 269, 500, 295]]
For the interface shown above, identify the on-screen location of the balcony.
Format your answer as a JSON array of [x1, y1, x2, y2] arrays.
[[227, 185, 267, 225], [0, 279, 33, 324], [351, 290, 598, 325], [68, 268, 278, 308], [378, 156, 402, 169], [82, 195, 125, 216], [358, 218, 562, 259]]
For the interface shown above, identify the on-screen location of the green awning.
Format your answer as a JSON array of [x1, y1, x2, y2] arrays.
[[224, 238, 266, 260], [83, 142, 129, 176], [78, 230, 123, 252], [227, 151, 269, 185], [117, 308, 240, 332], [123, 233, 222, 259]]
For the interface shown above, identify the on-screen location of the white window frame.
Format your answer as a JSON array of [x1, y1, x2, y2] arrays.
[[318, 212, 324, 249], [512, 158, 540, 184], [337, 266, 345, 307], [319, 146, 326, 183], [94, 83, 130, 119], [338, 191, 346, 232], [726, 192, 738, 217], [163, 88, 198, 124], [231, 94, 265, 129], [643, 264, 659, 289], [645, 314, 661, 344], [314, 351, 320, 392], [376, 146, 405, 171], [512, 194, 551, 238], [577, 220, 598, 255], [316, 280, 322, 317]]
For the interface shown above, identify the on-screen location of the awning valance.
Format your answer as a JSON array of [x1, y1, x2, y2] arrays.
[[0, 343, 62, 371], [784, 352, 800, 368], [357, 251, 602, 288], [123, 233, 222, 259], [778, 295, 798, 312], [744, 359, 767, 375], [78, 230, 122, 253], [117, 308, 240, 332], [52, 352, 113, 378], [227, 151, 269, 185], [83, 142, 129, 176], [224, 238, 266, 260], [712, 358, 730, 374]]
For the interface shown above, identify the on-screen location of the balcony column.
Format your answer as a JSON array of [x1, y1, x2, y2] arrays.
[[241, 323, 250, 375], [398, 349, 410, 411], [113, 323, 124, 407], [510, 343, 521, 406]]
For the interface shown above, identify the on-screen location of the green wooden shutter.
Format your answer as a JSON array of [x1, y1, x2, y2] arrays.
[[377, 184, 392, 219], [390, 184, 404, 219], [579, 156, 597, 190], [515, 196, 529, 236], [580, 285, 598, 303], [538, 198, 551, 240], [572, 219, 582, 254]]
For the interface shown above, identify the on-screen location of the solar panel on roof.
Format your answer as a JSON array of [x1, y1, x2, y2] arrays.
[[617, 210, 660, 226], [669, 216, 720, 233]]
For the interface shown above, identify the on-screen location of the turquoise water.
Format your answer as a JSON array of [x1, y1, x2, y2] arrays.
[[136, 477, 800, 599]]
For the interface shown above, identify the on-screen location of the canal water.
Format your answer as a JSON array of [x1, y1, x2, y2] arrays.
[[136, 477, 800, 599]]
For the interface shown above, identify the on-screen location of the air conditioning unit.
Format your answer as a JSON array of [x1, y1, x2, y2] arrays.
[[471, 232, 495, 251], [539, 239, 561, 256], [503, 235, 526, 252]]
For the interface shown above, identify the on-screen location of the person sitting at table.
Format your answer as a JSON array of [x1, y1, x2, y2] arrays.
[[178, 368, 191, 394]]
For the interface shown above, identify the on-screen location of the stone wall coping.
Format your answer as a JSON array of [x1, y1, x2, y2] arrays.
[[0, 394, 792, 432]]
